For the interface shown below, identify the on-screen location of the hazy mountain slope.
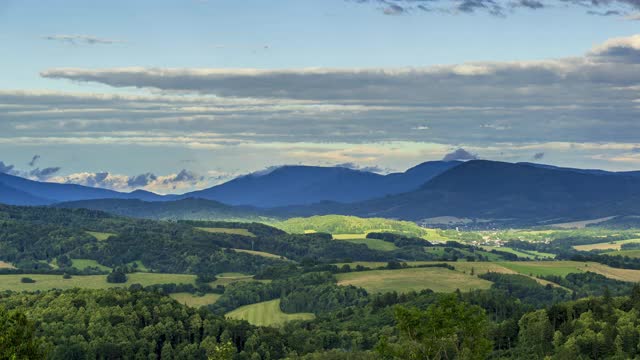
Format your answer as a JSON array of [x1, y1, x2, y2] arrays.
[[0, 172, 168, 203], [181, 161, 461, 207], [0, 182, 53, 205], [270, 160, 640, 223], [56, 198, 276, 221], [518, 162, 640, 177]]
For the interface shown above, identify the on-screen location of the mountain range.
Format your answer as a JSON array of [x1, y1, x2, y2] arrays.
[[5, 160, 640, 226], [181, 161, 461, 207], [0, 161, 460, 207], [0, 172, 170, 205]]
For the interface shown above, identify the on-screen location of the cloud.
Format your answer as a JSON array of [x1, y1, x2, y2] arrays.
[[350, 0, 640, 16], [0, 161, 15, 174], [28, 154, 40, 167], [42, 34, 122, 45], [0, 160, 59, 180], [442, 148, 479, 161], [0, 33, 633, 174], [335, 162, 389, 173], [49, 169, 206, 193], [533, 152, 545, 160], [28, 167, 61, 180]]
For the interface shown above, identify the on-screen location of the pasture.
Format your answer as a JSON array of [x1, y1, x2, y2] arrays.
[[226, 299, 315, 327], [169, 293, 221, 307], [0, 273, 197, 292], [336, 267, 492, 293], [197, 227, 256, 237]]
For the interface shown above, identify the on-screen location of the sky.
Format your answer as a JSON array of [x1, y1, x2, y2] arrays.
[[1, 0, 640, 193]]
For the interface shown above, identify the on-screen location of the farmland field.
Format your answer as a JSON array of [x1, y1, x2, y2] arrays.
[[603, 249, 640, 258], [0, 273, 197, 291], [197, 227, 256, 237], [497, 261, 592, 277], [336, 267, 492, 293], [86, 231, 116, 241], [226, 299, 315, 327], [0, 261, 15, 269], [482, 246, 555, 259], [574, 238, 640, 251], [170, 293, 221, 307]]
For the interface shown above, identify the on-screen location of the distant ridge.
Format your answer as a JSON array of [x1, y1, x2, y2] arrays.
[[0, 172, 168, 205], [179, 161, 461, 207], [56, 197, 273, 221], [270, 160, 640, 225]]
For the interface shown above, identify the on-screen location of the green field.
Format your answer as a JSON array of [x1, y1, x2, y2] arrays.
[[71, 258, 112, 272], [337, 238, 398, 251], [482, 246, 555, 259], [273, 215, 449, 240], [232, 248, 285, 259], [170, 293, 221, 307], [86, 231, 116, 241], [197, 227, 256, 237], [336, 267, 492, 293], [0, 273, 197, 292], [226, 299, 315, 327]]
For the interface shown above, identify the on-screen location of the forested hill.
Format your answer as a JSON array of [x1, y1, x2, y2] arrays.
[[0, 204, 452, 276], [56, 197, 275, 222]]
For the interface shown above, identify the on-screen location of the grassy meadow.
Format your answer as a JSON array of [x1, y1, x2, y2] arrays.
[[336, 267, 493, 294], [226, 299, 315, 327], [169, 293, 221, 307], [0, 273, 197, 292]]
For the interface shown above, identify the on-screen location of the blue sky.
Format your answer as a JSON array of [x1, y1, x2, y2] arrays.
[[1, 0, 640, 193]]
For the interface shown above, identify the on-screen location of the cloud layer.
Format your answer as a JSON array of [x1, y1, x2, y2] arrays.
[[351, 0, 640, 17]]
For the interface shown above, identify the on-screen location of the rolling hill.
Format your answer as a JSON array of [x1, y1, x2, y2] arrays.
[[56, 198, 274, 221]]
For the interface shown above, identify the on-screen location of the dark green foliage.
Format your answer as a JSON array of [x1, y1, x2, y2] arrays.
[[367, 232, 431, 247], [20, 277, 35, 283], [377, 294, 492, 359], [0, 306, 43, 359], [106, 269, 127, 283]]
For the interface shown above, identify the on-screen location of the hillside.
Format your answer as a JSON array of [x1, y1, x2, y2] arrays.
[[273, 215, 443, 239], [56, 198, 275, 222], [180, 161, 460, 207]]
